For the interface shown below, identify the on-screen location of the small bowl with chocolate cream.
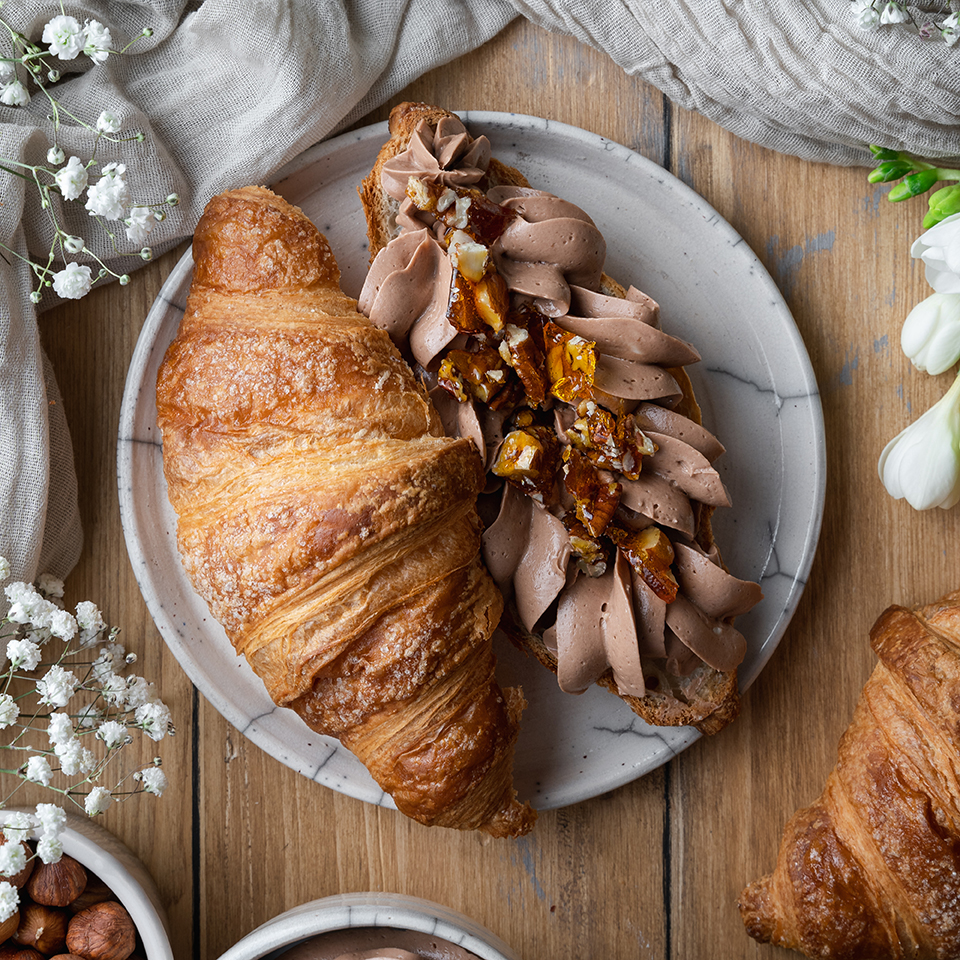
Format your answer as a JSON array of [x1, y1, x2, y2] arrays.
[[216, 892, 520, 960]]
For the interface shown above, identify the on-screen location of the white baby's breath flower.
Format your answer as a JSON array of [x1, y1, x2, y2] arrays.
[[0, 61, 13, 83], [46, 145, 65, 166], [4, 581, 43, 624], [24, 756, 53, 787], [6, 638, 42, 672], [0, 556, 8, 580], [0, 881, 18, 924], [0, 79, 30, 107], [35, 803, 66, 839], [36, 664, 79, 708], [0, 839, 26, 879], [0, 694, 19, 730], [879, 1, 910, 23], [84, 786, 113, 816], [93, 642, 126, 680], [125, 676, 156, 709], [43, 15, 85, 60], [100, 674, 128, 707], [83, 21, 113, 64], [64, 235, 85, 255], [75, 702, 103, 730], [135, 700, 172, 741], [124, 206, 155, 244], [46, 608, 77, 642], [96, 720, 130, 749], [75, 600, 105, 645], [36, 574, 64, 599], [36, 835, 62, 864], [85, 162, 130, 220], [47, 712, 75, 747], [2, 813, 33, 839], [52, 262, 93, 300], [138, 766, 168, 796], [851, 0, 881, 28], [55, 739, 84, 776], [54, 156, 88, 201], [95, 109, 121, 134]]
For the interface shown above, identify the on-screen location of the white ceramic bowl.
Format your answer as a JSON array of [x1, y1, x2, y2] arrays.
[[217, 892, 520, 960], [0, 808, 173, 960]]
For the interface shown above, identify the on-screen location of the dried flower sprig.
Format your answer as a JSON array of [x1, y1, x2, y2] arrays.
[[0, 8, 180, 302], [851, 1, 959, 42], [0, 557, 174, 922]]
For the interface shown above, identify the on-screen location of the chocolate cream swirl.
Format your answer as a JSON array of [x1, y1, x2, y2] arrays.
[[358, 115, 762, 706]]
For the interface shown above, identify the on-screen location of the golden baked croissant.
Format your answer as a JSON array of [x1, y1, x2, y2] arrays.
[[155, 185, 535, 837], [738, 588, 960, 958]]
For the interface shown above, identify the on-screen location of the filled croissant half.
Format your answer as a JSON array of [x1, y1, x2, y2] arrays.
[[155, 185, 535, 837], [739, 587, 960, 959], [357, 102, 763, 735]]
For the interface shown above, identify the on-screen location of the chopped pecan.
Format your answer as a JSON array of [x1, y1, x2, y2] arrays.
[[491, 424, 561, 500], [437, 347, 510, 405]]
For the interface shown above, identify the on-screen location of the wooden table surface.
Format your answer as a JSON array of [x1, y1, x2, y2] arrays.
[[32, 17, 959, 960]]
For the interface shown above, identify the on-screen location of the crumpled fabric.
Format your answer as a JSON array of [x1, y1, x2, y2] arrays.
[[4, 0, 960, 585], [513, 0, 960, 166]]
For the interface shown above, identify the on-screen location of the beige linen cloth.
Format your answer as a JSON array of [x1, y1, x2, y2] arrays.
[[3, 0, 958, 585]]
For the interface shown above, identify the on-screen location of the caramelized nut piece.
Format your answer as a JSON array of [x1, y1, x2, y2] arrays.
[[562, 448, 621, 537], [544, 322, 596, 403], [492, 425, 561, 500], [608, 524, 679, 603]]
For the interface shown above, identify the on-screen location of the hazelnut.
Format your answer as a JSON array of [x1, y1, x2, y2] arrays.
[[66, 901, 136, 960], [66, 873, 112, 914], [12, 902, 68, 954], [0, 945, 44, 960], [26, 854, 87, 907], [47, 955, 87, 960], [0, 908, 18, 944]]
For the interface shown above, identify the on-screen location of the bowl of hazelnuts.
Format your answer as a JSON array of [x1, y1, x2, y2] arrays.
[[0, 809, 172, 960]]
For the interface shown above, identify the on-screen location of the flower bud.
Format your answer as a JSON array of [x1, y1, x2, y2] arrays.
[[868, 159, 916, 183], [46, 146, 65, 165], [912, 212, 960, 294], [878, 373, 960, 510], [923, 184, 960, 229], [900, 292, 960, 374], [888, 168, 939, 201]]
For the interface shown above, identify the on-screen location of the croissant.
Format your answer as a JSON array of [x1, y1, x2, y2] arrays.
[[155, 185, 535, 837], [738, 588, 960, 958]]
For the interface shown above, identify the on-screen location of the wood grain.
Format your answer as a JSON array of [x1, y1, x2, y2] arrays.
[[33, 16, 959, 960]]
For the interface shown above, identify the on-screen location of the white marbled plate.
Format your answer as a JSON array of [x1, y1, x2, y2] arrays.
[[117, 113, 825, 812]]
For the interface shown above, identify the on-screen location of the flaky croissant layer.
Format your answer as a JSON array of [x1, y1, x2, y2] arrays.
[[157, 186, 535, 837], [739, 589, 960, 959]]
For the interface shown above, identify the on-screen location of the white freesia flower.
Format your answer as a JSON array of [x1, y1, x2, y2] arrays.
[[84, 786, 113, 816], [83, 21, 113, 64], [85, 162, 130, 220], [900, 293, 960, 375], [96, 109, 121, 134], [0, 882, 17, 924], [879, 373, 960, 510], [54, 156, 88, 201], [0, 839, 26, 878], [36, 664, 79, 708], [0, 79, 29, 107], [25, 756, 53, 786], [851, 0, 881, 29], [912, 213, 960, 295], [42, 15, 85, 60], [0, 694, 18, 730], [52, 262, 93, 300]]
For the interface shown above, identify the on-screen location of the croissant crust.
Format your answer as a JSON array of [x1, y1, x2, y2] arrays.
[[156, 186, 535, 837], [738, 588, 960, 958]]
